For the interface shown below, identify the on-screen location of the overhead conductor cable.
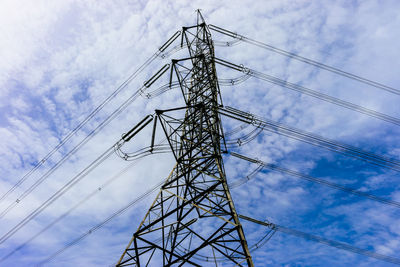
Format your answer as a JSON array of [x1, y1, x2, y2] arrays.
[[0, 64, 171, 220], [0, 31, 180, 206], [209, 24, 400, 96], [0, 66, 170, 244]]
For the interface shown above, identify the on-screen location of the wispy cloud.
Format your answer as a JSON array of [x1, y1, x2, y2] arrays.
[[0, 0, 399, 266]]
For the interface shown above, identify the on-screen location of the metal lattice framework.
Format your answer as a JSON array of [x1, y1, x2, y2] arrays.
[[117, 11, 253, 266]]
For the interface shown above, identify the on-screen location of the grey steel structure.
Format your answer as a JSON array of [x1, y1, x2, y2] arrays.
[[117, 11, 253, 266]]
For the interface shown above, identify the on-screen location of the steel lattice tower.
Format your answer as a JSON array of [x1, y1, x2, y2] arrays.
[[117, 11, 253, 266]]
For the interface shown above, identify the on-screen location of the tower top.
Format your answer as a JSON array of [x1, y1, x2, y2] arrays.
[[196, 9, 205, 25]]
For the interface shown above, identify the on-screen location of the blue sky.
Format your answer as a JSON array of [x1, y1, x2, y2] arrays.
[[0, 0, 400, 266]]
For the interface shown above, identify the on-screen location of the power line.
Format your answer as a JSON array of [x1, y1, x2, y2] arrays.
[[0, 64, 171, 220], [239, 214, 400, 265], [0, 143, 117, 244], [174, 227, 276, 263], [34, 155, 270, 266], [32, 172, 399, 267], [0, 32, 181, 206], [219, 106, 400, 172], [14, 13, 398, 266], [225, 126, 263, 148], [0, 85, 142, 219], [215, 58, 400, 127], [209, 24, 400, 96], [0, 159, 139, 263], [230, 152, 400, 209], [36, 176, 170, 266], [0, 109, 168, 245], [8, 137, 245, 265], [143, 73, 251, 99], [1, 138, 171, 263]]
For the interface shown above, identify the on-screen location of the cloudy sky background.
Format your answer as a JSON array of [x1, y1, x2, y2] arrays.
[[0, 0, 400, 266]]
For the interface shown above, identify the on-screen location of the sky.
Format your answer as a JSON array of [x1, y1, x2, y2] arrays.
[[0, 0, 400, 266]]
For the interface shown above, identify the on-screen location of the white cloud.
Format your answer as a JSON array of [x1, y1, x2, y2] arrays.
[[0, 0, 399, 266]]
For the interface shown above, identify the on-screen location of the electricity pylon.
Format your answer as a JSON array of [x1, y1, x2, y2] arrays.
[[117, 11, 254, 266]]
